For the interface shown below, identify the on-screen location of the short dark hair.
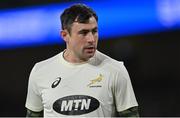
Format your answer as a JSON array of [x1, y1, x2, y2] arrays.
[[60, 3, 98, 33]]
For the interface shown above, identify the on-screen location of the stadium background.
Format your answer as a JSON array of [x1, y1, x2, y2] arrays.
[[0, 0, 180, 116]]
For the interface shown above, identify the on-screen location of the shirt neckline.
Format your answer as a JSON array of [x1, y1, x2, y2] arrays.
[[59, 50, 92, 68]]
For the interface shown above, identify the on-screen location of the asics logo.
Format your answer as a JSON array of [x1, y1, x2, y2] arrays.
[[51, 77, 61, 88]]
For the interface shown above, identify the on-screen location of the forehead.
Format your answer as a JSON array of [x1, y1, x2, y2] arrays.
[[71, 17, 98, 32]]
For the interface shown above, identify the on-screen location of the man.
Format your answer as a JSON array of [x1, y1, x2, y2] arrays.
[[25, 3, 139, 117]]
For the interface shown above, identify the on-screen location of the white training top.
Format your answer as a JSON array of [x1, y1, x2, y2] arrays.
[[25, 50, 138, 117]]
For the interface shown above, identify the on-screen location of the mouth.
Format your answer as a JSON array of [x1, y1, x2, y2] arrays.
[[84, 46, 96, 53]]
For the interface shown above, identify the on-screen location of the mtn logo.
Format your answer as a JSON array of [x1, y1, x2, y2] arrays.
[[53, 95, 100, 115]]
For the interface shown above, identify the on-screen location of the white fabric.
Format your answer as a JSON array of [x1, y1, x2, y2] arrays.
[[25, 50, 138, 117]]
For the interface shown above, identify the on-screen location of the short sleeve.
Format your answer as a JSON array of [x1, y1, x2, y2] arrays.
[[25, 64, 43, 112], [112, 64, 138, 112]]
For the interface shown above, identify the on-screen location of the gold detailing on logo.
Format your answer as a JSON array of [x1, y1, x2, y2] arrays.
[[87, 74, 103, 87]]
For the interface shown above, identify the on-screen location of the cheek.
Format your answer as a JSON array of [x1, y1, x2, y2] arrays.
[[94, 33, 98, 40], [71, 39, 84, 49], [95, 34, 99, 40], [95, 36, 98, 44]]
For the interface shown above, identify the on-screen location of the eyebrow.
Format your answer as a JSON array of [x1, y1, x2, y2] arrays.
[[78, 27, 98, 33]]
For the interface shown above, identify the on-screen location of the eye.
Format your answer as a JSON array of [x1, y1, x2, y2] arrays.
[[92, 29, 98, 34], [79, 30, 89, 36]]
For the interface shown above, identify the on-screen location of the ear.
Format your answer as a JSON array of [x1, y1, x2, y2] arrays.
[[60, 30, 69, 43]]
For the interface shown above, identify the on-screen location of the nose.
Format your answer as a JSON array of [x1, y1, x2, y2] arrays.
[[87, 32, 95, 43]]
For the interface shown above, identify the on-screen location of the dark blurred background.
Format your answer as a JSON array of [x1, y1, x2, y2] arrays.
[[0, 0, 180, 116]]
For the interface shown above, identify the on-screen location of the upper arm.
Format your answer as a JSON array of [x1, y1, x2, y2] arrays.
[[25, 65, 43, 112], [116, 106, 139, 117], [112, 64, 138, 112], [26, 108, 43, 117]]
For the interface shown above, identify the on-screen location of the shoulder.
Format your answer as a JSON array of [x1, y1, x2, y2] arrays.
[[93, 51, 131, 84], [30, 52, 62, 76], [95, 51, 127, 73], [95, 50, 123, 64]]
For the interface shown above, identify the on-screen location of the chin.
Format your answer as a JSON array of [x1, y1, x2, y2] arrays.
[[82, 53, 93, 60], [83, 49, 96, 59], [87, 53, 95, 58]]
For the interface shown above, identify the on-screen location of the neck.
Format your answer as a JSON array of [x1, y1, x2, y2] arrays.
[[63, 49, 89, 63]]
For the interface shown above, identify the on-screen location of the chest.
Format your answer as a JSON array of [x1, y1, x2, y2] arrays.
[[39, 67, 114, 115]]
